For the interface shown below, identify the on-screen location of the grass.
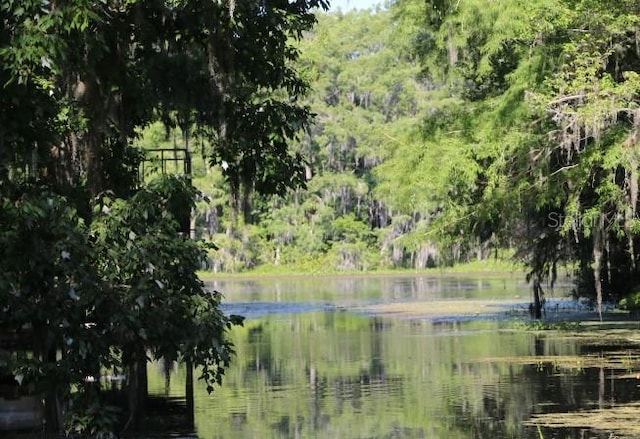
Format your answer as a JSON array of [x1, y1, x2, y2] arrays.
[[197, 258, 527, 280]]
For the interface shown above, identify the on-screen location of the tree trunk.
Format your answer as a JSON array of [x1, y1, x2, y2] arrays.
[[532, 278, 544, 319], [241, 177, 253, 225], [593, 214, 604, 321], [85, 133, 104, 197], [185, 360, 194, 428], [228, 181, 240, 236], [124, 352, 148, 431], [44, 347, 62, 435], [72, 76, 105, 197]]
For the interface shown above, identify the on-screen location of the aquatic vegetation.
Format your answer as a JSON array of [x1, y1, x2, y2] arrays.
[[528, 406, 632, 437], [510, 319, 582, 332]]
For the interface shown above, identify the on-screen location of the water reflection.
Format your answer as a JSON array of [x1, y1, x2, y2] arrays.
[[215, 274, 554, 321], [147, 275, 633, 439], [209, 273, 543, 305]]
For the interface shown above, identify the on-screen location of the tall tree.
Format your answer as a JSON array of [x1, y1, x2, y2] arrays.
[[0, 0, 325, 434], [389, 0, 640, 313], [194, 0, 326, 228]]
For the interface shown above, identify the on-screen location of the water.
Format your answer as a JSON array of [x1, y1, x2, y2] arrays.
[[147, 274, 640, 439]]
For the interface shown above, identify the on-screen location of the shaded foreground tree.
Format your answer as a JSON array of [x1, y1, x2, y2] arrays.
[[0, 177, 239, 433], [0, 0, 325, 435], [388, 0, 640, 316]]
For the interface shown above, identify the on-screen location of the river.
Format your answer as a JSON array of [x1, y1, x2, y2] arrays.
[[146, 274, 640, 439]]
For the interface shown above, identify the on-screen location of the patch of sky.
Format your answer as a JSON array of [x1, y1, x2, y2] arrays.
[[328, 0, 385, 12]]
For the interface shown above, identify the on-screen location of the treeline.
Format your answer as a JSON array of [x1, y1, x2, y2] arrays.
[[166, 8, 445, 272], [153, 1, 640, 309]]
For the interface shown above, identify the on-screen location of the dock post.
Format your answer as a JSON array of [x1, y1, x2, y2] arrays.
[[185, 359, 194, 428]]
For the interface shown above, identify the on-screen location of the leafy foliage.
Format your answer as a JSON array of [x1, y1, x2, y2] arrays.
[[0, 183, 100, 389], [0, 177, 241, 433], [0, 0, 324, 434], [181, 8, 436, 271], [91, 176, 238, 388], [387, 0, 640, 306]]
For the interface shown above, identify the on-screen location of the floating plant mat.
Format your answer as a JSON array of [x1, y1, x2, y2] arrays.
[[364, 299, 639, 322], [513, 328, 640, 438], [525, 403, 640, 438], [478, 328, 640, 371], [477, 351, 640, 372], [365, 299, 517, 319]]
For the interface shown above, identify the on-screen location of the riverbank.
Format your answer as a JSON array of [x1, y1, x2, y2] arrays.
[[198, 258, 531, 281]]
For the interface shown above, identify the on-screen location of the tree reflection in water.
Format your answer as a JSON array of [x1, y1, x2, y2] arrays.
[[146, 276, 635, 439]]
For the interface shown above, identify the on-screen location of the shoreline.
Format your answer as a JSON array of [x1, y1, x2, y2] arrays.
[[198, 266, 531, 281]]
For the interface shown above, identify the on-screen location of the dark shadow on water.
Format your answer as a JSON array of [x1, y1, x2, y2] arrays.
[[113, 396, 197, 439]]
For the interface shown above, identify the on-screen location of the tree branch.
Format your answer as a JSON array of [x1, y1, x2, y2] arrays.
[[549, 164, 579, 177], [548, 94, 585, 105]]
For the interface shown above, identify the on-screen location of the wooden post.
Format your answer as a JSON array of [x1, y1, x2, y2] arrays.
[[185, 359, 194, 428]]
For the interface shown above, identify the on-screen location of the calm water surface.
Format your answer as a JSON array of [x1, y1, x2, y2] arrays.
[[147, 274, 640, 439]]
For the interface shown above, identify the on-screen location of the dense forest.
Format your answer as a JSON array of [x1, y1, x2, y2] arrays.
[[160, 7, 440, 273], [3, 0, 640, 435], [390, 0, 640, 314], [164, 0, 640, 314]]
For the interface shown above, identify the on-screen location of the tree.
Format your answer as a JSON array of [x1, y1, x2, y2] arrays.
[[389, 0, 640, 315], [208, 8, 434, 271], [0, 182, 101, 432], [0, 0, 324, 434], [90, 176, 239, 427], [150, 8, 438, 272], [186, 0, 328, 228], [0, 178, 239, 433]]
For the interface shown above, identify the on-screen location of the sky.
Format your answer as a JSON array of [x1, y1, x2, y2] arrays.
[[328, 0, 383, 12]]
